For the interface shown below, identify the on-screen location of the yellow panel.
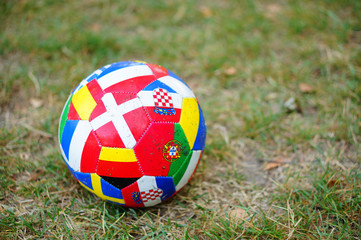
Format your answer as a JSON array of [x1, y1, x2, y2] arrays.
[[90, 173, 103, 198], [99, 147, 137, 162], [71, 85, 97, 120], [179, 98, 199, 149], [134, 60, 148, 64], [83, 174, 125, 204]]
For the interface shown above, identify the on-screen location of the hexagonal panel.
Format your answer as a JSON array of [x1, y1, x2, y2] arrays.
[[89, 92, 151, 149], [134, 122, 190, 177]]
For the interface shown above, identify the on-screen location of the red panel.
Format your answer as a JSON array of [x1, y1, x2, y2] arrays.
[[111, 92, 136, 105], [121, 182, 144, 207], [67, 101, 81, 120], [87, 79, 104, 101], [144, 106, 181, 123], [103, 75, 156, 94], [94, 122, 125, 148], [96, 161, 143, 178], [123, 107, 151, 142], [147, 63, 169, 79], [80, 131, 100, 173], [89, 101, 107, 120], [134, 123, 174, 176]]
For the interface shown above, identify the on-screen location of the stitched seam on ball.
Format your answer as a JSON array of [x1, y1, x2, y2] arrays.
[[132, 123, 153, 176]]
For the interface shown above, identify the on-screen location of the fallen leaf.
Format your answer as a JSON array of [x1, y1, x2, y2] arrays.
[[265, 162, 281, 171], [229, 208, 247, 222], [224, 67, 236, 76], [299, 83, 314, 93], [199, 6, 212, 18], [91, 23, 101, 32], [29, 170, 43, 181], [267, 3, 281, 13], [30, 98, 43, 108]]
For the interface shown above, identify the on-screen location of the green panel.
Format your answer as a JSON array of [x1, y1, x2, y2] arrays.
[[168, 123, 191, 177], [58, 95, 72, 142], [172, 152, 193, 186]]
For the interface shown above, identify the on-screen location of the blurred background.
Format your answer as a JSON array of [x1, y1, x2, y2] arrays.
[[1, 0, 360, 238]]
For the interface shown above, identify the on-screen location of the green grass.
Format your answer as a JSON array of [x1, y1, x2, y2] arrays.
[[1, 0, 360, 239]]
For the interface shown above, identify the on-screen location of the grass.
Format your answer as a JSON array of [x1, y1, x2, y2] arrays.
[[1, 0, 360, 239]]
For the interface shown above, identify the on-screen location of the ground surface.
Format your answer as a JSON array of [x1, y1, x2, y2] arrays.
[[1, 0, 360, 239]]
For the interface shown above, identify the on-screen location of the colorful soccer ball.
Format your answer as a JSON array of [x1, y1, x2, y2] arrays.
[[58, 61, 206, 207]]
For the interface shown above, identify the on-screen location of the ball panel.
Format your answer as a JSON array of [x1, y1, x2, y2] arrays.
[[123, 106, 151, 142], [86, 79, 104, 102], [60, 120, 80, 162], [99, 176, 125, 202], [92, 122, 126, 148], [59, 95, 72, 143], [74, 171, 93, 190], [89, 100, 107, 120], [100, 176, 140, 190], [134, 122, 175, 176], [89, 92, 151, 149], [66, 120, 93, 172], [103, 75, 156, 94], [167, 123, 191, 177], [146, 63, 169, 79], [79, 173, 126, 205], [137, 82, 183, 123], [192, 105, 207, 151], [96, 64, 154, 91], [179, 98, 200, 149], [157, 75, 195, 99], [67, 101, 81, 120], [71, 84, 97, 120], [96, 159, 143, 178], [121, 176, 176, 207], [171, 151, 193, 187], [96, 61, 146, 80], [79, 130, 101, 173], [175, 150, 202, 191]]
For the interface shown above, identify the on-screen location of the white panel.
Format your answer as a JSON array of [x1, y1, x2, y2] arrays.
[[68, 121, 92, 171], [176, 150, 202, 191], [158, 76, 195, 98], [97, 65, 153, 90], [137, 91, 155, 107], [137, 176, 162, 207]]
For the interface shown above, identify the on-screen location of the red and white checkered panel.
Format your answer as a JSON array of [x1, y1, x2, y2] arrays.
[[140, 188, 163, 203], [153, 88, 174, 108]]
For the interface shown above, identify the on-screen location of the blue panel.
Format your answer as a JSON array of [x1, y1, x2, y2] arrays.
[[97, 61, 145, 79], [60, 120, 79, 161], [192, 105, 207, 150], [74, 172, 93, 190], [64, 160, 76, 177], [142, 80, 177, 93], [100, 177, 124, 200], [155, 177, 176, 201], [106, 200, 126, 205]]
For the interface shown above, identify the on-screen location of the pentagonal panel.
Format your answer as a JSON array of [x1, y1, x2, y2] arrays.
[[122, 176, 176, 207], [137, 81, 183, 123]]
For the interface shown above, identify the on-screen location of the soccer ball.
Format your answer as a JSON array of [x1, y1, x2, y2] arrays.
[[58, 61, 206, 207]]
